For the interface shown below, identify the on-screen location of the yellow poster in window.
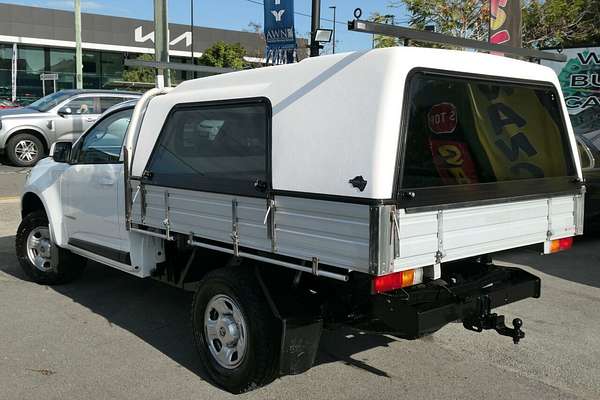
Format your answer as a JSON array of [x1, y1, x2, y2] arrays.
[[466, 84, 568, 181]]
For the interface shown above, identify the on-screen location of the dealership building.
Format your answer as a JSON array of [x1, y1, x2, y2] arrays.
[[0, 3, 266, 103]]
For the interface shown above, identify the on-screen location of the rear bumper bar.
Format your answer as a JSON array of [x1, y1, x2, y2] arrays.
[[371, 264, 541, 339]]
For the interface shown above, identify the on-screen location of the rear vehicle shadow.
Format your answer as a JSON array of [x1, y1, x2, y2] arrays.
[[495, 235, 600, 289], [0, 235, 397, 385]]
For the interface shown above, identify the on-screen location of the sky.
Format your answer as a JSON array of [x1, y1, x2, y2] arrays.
[[2, 0, 409, 53]]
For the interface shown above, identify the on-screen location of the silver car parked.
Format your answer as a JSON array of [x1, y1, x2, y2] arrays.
[[0, 89, 141, 166]]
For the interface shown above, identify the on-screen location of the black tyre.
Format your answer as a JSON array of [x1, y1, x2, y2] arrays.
[[6, 133, 45, 167], [16, 211, 86, 285], [192, 266, 280, 393]]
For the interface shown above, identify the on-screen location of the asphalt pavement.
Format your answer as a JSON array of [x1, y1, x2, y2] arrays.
[[0, 161, 28, 198], [1, 175, 599, 399]]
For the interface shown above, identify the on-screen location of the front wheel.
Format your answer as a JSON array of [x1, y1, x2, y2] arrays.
[[6, 133, 45, 167], [191, 266, 280, 393], [16, 211, 86, 285]]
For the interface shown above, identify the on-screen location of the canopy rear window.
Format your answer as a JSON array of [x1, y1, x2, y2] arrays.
[[400, 72, 576, 193]]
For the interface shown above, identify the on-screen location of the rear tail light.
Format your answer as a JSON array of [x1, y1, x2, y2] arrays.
[[373, 268, 423, 293], [544, 237, 573, 254]]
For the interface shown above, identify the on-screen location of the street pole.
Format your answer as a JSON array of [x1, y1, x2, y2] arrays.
[[310, 0, 321, 57], [11, 43, 17, 102], [154, 0, 170, 88], [329, 6, 336, 54], [190, 0, 196, 79], [75, 0, 83, 89]]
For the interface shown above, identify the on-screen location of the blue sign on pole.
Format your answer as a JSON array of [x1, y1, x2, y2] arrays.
[[263, 0, 297, 64]]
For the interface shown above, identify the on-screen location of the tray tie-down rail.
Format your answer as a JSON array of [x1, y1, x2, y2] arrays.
[[462, 295, 525, 344]]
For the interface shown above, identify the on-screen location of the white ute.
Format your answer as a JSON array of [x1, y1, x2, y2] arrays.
[[16, 44, 584, 392]]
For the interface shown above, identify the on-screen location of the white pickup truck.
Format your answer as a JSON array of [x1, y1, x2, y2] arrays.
[[16, 46, 584, 393]]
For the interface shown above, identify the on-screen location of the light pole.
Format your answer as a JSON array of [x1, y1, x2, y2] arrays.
[[310, 0, 321, 57], [329, 5, 336, 54], [154, 0, 170, 88], [75, 0, 83, 89]]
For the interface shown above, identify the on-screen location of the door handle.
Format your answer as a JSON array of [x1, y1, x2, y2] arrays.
[[86, 117, 97, 122], [98, 177, 116, 186]]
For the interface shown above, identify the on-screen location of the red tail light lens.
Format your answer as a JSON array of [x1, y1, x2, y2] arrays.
[[373, 269, 419, 293], [548, 237, 573, 253], [558, 237, 573, 250]]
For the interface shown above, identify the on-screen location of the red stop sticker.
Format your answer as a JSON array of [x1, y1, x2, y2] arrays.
[[428, 103, 457, 134]]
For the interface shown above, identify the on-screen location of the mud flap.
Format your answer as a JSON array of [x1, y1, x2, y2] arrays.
[[279, 317, 323, 375], [253, 267, 323, 376]]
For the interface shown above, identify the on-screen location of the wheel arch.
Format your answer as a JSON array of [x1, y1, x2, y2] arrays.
[[20, 190, 66, 246], [21, 192, 46, 219], [7, 128, 50, 154]]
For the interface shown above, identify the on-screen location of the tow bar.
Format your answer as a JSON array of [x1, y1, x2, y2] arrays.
[[462, 295, 525, 344]]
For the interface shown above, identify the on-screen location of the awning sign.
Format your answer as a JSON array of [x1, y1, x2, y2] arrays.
[[263, 0, 297, 64]]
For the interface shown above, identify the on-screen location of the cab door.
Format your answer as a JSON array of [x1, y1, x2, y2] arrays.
[[61, 107, 133, 259]]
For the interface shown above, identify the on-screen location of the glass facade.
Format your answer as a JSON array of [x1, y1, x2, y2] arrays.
[[0, 45, 11, 100], [0, 44, 144, 104]]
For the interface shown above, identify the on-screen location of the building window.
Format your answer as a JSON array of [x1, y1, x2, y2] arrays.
[[15, 46, 46, 103], [49, 49, 75, 73], [17, 46, 44, 73], [0, 44, 11, 70], [146, 101, 270, 197], [0, 44, 12, 99], [100, 52, 124, 88]]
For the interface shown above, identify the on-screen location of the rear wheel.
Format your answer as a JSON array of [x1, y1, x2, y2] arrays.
[[7, 133, 45, 167], [191, 266, 280, 393], [16, 211, 86, 285]]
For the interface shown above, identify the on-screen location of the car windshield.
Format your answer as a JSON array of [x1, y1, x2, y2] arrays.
[[28, 91, 74, 112]]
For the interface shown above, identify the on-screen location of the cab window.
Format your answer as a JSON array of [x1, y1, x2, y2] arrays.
[[75, 108, 133, 164], [100, 97, 130, 112], [64, 96, 99, 114]]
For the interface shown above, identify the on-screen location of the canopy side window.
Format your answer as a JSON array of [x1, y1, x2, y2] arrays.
[[144, 99, 271, 197]]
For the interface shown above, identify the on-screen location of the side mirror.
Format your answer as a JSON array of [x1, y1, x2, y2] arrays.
[[50, 142, 73, 163], [58, 107, 72, 117]]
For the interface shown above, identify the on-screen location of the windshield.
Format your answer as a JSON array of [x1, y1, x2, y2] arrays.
[[28, 91, 73, 112], [400, 73, 576, 190]]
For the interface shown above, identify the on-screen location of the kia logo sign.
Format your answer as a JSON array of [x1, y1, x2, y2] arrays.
[[428, 102, 457, 134]]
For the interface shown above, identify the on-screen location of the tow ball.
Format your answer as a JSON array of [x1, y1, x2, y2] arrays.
[[462, 296, 525, 344]]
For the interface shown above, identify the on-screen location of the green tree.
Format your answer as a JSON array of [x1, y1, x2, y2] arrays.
[[370, 12, 400, 48], [244, 22, 266, 59], [522, 0, 600, 48], [388, 0, 600, 49], [197, 42, 248, 70], [122, 53, 156, 83], [390, 0, 490, 41]]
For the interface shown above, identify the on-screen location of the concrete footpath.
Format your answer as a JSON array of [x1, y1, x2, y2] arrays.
[[0, 199, 599, 399]]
